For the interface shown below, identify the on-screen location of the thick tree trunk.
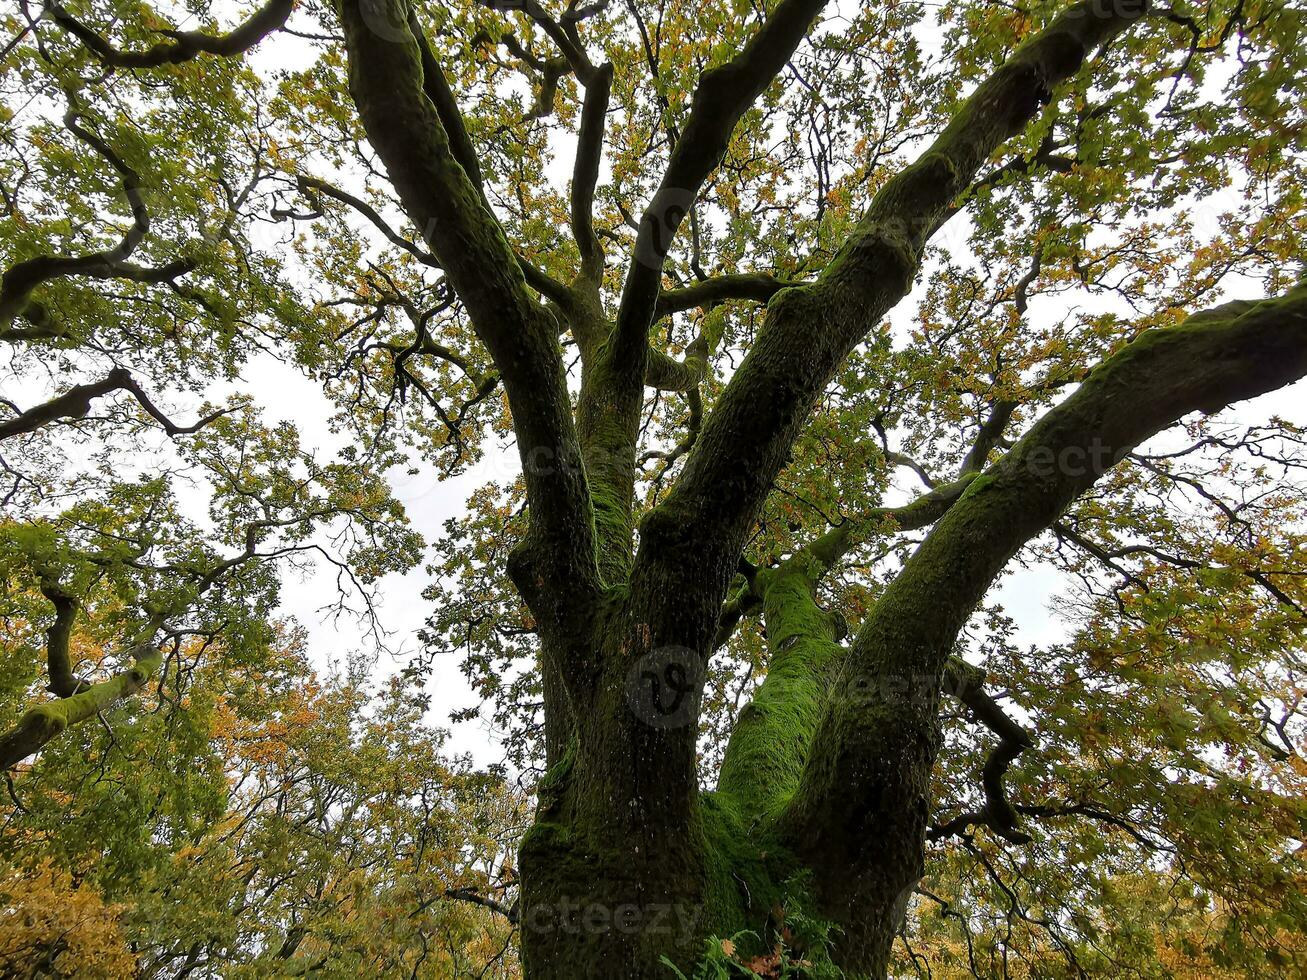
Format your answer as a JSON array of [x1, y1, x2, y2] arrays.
[[520, 791, 912, 977], [519, 617, 724, 978], [515, 286, 1307, 979], [518, 787, 721, 979], [517, 742, 899, 977], [518, 566, 912, 979]]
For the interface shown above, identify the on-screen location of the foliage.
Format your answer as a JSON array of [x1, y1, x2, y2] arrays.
[[662, 908, 845, 980], [1, 626, 526, 977], [0, 860, 135, 978]]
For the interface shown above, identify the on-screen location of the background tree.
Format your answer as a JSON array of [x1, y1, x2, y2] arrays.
[[3, 0, 1307, 977], [1, 625, 527, 977]]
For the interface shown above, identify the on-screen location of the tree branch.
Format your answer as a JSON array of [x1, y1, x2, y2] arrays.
[[610, 0, 828, 375], [571, 62, 613, 281], [292, 174, 439, 265], [38, 581, 84, 698], [444, 887, 520, 924], [478, 0, 595, 80], [712, 472, 981, 814], [709, 476, 979, 654], [45, 0, 293, 68], [0, 367, 232, 440], [409, 6, 485, 195], [0, 639, 162, 770], [632, 1, 1150, 658], [931, 658, 1036, 844], [803, 475, 979, 575], [959, 399, 1019, 476], [0, 108, 195, 326], [654, 272, 798, 319], [779, 282, 1307, 968], [338, 0, 600, 632]]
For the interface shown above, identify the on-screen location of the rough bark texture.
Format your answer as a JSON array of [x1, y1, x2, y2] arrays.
[[514, 286, 1307, 979], [776, 287, 1307, 972]]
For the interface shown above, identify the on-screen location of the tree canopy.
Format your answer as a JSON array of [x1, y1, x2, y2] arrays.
[[2, 0, 1307, 977]]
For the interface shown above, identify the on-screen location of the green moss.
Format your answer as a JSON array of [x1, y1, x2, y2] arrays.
[[20, 704, 68, 744], [536, 737, 576, 815], [0, 648, 162, 768], [574, 354, 642, 582], [716, 570, 840, 820], [673, 823, 846, 978]]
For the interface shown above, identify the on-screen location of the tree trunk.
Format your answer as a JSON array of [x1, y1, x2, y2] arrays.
[[519, 614, 724, 978], [520, 778, 913, 977], [518, 564, 917, 978]]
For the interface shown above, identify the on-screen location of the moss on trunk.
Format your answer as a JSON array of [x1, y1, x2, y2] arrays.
[[0, 647, 162, 769]]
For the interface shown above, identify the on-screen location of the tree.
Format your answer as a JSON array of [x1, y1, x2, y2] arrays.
[[3, 0, 1307, 977]]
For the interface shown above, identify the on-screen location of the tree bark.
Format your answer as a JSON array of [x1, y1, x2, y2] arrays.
[[0, 644, 163, 770]]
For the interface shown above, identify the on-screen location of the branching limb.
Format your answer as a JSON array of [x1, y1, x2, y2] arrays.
[[1052, 519, 1151, 595], [643, 343, 709, 392], [444, 887, 520, 924], [287, 174, 439, 266], [710, 476, 978, 653], [45, 0, 293, 68], [714, 559, 844, 818], [571, 62, 613, 282], [931, 658, 1036, 844], [611, 0, 829, 376], [296, 25, 567, 303], [338, 0, 600, 633], [0, 371, 137, 440], [633, 2, 1149, 653], [711, 564, 762, 653], [0, 367, 233, 440], [779, 283, 1307, 969], [654, 272, 799, 319], [713, 477, 982, 812], [963, 130, 1076, 207], [0, 108, 194, 326], [1015, 800, 1172, 852], [640, 388, 702, 490], [409, 7, 485, 195], [803, 475, 978, 575], [960, 400, 1019, 476], [0, 637, 163, 770], [1055, 513, 1307, 617], [38, 581, 84, 698], [1, 470, 419, 770], [477, 0, 595, 80]]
